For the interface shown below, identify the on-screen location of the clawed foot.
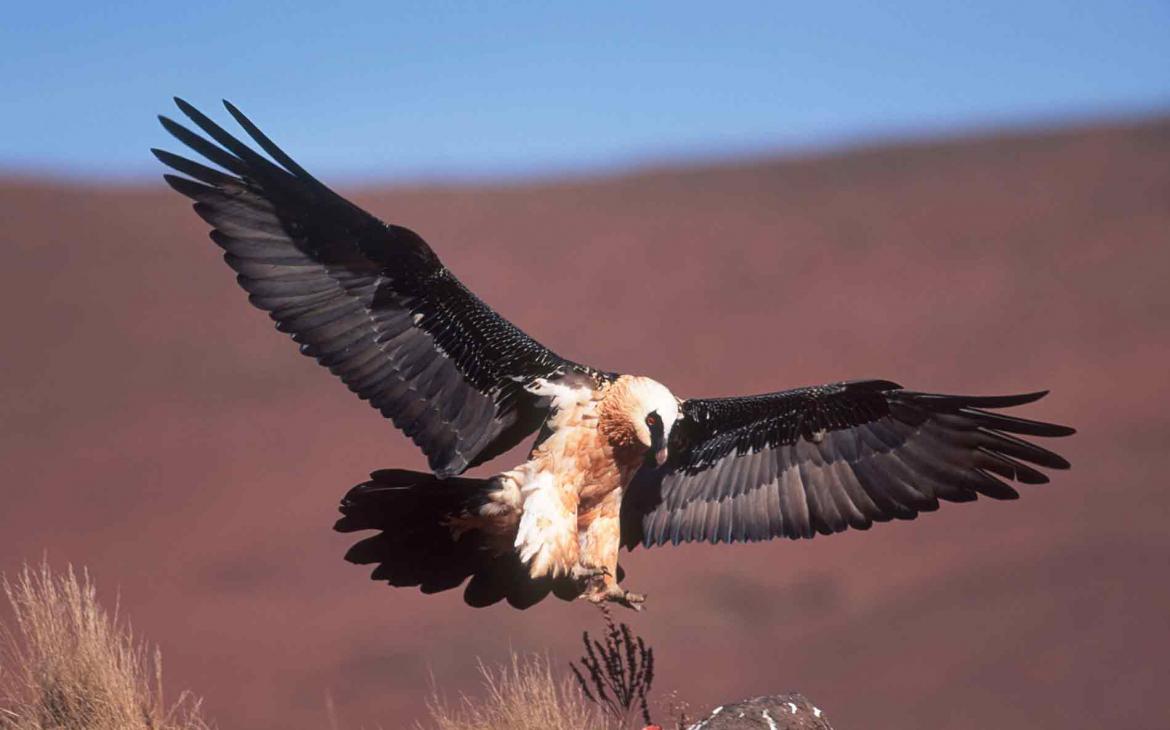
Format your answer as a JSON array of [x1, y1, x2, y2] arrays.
[[581, 584, 647, 612], [611, 589, 646, 612], [570, 563, 611, 583]]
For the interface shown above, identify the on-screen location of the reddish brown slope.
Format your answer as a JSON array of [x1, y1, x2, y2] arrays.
[[1, 117, 1168, 729]]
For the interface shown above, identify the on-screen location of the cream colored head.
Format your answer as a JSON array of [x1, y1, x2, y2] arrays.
[[599, 375, 680, 466]]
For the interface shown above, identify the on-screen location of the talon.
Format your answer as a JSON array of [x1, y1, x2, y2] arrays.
[[617, 591, 646, 611], [587, 585, 646, 611], [570, 564, 609, 582]]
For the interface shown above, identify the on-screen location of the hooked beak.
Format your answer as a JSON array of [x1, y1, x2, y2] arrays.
[[654, 447, 669, 467]]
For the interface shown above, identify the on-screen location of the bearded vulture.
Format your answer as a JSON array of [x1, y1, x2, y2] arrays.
[[154, 99, 1074, 610]]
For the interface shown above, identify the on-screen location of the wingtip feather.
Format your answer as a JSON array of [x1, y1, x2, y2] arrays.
[[173, 96, 199, 117], [161, 172, 207, 197], [1047, 424, 1076, 438]]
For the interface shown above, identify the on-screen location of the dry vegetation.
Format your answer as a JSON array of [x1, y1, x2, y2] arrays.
[[570, 610, 655, 727], [423, 610, 662, 730], [0, 562, 671, 730], [422, 653, 623, 730], [0, 563, 210, 730], [0, 561, 673, 725]]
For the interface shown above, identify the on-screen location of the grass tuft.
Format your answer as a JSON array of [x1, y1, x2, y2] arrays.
[[423, 652, 620, 730], [0, 562, 210, 730]]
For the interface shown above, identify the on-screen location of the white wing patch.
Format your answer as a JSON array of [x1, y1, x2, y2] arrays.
[[526, 373, 596, 415], [514, 471, 578, 578]]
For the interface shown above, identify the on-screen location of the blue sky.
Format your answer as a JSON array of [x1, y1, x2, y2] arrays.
[[2, 1, 1167, 181]]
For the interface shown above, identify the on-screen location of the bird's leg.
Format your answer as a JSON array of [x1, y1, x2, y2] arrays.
[[576, 490, 645, 608]]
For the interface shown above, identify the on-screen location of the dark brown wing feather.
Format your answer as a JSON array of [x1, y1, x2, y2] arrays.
[[622, 380, 1074, 547], [155, 98, 600, 477]]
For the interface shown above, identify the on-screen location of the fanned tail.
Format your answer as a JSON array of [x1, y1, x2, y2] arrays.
[[334, 469, 563, 609]]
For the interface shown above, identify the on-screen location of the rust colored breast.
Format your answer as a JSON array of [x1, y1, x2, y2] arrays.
[[576, 429, 646, 512], [523, 377, 647, 512]]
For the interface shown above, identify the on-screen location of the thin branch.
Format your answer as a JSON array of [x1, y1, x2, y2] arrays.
[[569, 609, 655, 725]]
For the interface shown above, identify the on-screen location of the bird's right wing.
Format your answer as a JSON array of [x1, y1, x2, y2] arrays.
[[155, 98, 604, 477]]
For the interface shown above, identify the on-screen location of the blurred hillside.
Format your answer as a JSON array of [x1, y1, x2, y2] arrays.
[[1, 116, 1168, 729]]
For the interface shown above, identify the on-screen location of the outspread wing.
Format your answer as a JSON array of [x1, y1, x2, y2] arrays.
[[622, 380, 1074, 547], [155, 98, 601, 477]]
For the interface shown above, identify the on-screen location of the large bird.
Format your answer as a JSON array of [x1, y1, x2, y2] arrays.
[[155, 99, 1074, 610]]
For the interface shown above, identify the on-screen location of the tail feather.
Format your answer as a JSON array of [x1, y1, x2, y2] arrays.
[[334, 469, 562, 608]]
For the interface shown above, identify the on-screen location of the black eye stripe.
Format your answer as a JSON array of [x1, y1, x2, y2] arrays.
[[645, 410, 664, 446]]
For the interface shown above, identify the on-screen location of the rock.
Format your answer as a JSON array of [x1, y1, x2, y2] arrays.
[[686, 693, 832, 729]]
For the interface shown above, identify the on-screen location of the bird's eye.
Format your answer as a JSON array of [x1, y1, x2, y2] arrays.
[[645, 413, 659, 427]]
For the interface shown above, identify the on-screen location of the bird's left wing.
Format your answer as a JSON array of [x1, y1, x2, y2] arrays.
[[622, 380, 1073, 547], [154, 99, 602, 477]]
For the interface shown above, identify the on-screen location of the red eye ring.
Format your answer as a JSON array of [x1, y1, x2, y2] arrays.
[[645, 414, 659, 426]]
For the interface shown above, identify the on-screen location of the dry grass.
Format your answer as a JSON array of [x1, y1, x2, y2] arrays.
[[0, 562, 210, 730], [0, 562, 659, 729], [423, 653, 623, 730]]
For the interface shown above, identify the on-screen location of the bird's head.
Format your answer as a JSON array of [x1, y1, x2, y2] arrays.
[[599, 376, 680, 467]]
